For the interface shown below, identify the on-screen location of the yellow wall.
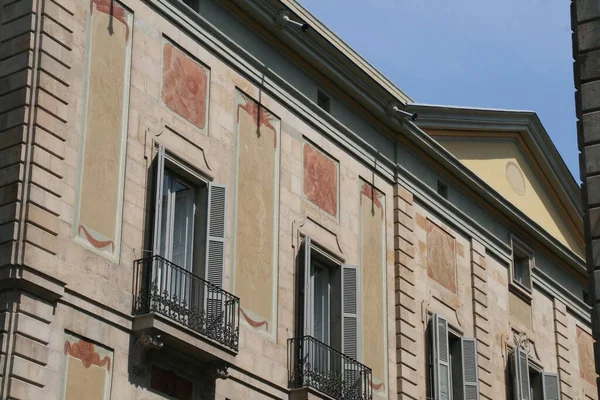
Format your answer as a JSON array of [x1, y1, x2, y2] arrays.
[[436, 138, 584, 258]]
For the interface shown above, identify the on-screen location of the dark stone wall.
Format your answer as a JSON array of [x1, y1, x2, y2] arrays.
[[572, 0, 600, 393]]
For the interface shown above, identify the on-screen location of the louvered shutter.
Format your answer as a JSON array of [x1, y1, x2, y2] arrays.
[[150, 145, 167, 306], [541, 373, 560, 400], [461, 338, 480, 400], [303, 236, 312, 336], [432, 314, 451, 400], [205, 183, 227, 329], [205, 183, 226, 287], [342, 265, 361, 397], [511, 347, 531, 400], [342, 265, 359, 360], [152, 144, 166, 256]]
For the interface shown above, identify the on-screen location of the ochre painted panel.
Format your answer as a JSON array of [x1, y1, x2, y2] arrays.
[[61, 333, 113, 400], [234, 91, 279, 333], [360, 181, 385, 391], [162, 43, 209, 131], [303, 143, 337, 216], [75, 0, 132, 259], [436, 137, 584, 258]]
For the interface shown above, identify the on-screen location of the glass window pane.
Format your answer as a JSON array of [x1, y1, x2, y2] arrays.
[[313, 264, 330, 344], [159, 173, 172, 259]]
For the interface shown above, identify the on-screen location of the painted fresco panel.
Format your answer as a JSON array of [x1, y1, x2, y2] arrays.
[[360, 181, 385, 390], [234, 91, 279, 334], [162, 43, 209, 132], [61, 333, 114, 400], [425, 219, 457, 294], [303, 143, 338, 216], [75, 0, 132, 259], [577, 326, 597, 386]]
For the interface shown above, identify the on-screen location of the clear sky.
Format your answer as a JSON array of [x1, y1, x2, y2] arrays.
[[300, 0, 579, 181]]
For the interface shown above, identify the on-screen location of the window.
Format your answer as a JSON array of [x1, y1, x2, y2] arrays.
[[429, 314, 479, 400], [511, 238, 533, 292], [510, 346, 560, 400], [437, 180, 448, 199], [150, 365, 193, 400], [295, 237, 362, 394], [300, 237, 358, 357], [317, 90, 330, 113], [153, 144, 227, 298]]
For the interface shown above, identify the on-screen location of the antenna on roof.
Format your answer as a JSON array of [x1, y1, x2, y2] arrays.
[[386, 101, 417, 121], [275, 10, 310, 33]]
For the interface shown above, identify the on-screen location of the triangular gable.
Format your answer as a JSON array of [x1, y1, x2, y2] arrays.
[[427, 129, 584, 258]]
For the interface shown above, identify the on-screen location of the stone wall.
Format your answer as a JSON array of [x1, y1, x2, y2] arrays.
[[572, 0, 600, 395]]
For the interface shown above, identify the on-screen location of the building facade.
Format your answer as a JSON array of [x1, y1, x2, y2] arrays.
[[0, 0, 595, 398]]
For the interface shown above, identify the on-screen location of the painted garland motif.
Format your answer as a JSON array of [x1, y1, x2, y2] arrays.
[[64, 339, 111, 371]]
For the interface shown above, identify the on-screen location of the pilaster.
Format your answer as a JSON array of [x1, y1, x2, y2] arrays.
[[471, 239, 493, 400], [393, 184, 418, 400]]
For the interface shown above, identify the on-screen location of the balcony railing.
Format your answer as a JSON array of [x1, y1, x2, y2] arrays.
[[288, 336, 373, 400], [133, 255, 240, 352]]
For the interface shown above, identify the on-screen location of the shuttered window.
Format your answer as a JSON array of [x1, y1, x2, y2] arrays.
[[206, 183, 227, 288], [342, 265, 359, 360], [300, 237, 360, 361], [431, 314, 451, 400], [151, 145, 228, 308], [541, 373, 560, 400], [460, 338, 480, 400], [511, 346, 531, 400]]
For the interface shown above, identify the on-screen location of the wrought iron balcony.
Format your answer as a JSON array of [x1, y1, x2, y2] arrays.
[[288, 336, 373, 400], [133, 256, 240, 352]]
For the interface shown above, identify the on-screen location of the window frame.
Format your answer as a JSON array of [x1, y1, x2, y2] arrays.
[[428, 313, 479, 400], [147, 360, 199, 400], [509, 235, 535, 297]]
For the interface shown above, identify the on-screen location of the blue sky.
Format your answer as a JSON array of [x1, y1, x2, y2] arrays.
[[300, 0, 579, 181]]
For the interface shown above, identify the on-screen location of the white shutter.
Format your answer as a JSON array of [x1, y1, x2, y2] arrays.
[[461, 338, 480, 400], [511, 347, 531, 400], [432, 314, 451, 400], [205, 183, 226, 288], [341, 265, 359, 360], [152, 144, 166, 256], [541, 373, 560, 400], [303, 236, 312, 336]]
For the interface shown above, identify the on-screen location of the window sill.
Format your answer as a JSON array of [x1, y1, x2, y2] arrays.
[[509, 281, 533, 303]]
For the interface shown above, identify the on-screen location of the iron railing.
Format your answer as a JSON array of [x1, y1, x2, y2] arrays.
[[133, 255, 240, 352], [288, 336, 372, 400]]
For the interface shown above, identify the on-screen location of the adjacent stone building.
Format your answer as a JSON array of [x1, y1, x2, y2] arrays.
[[0, 0, 594, 398], [572, 0, 600, 398]]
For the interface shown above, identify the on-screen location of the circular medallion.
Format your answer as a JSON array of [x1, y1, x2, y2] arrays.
[[506, 161, 526, 196]]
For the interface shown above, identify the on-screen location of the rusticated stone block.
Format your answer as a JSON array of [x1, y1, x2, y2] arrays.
[[577, 0, 600, 23], [579, 19, 600, 52]]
